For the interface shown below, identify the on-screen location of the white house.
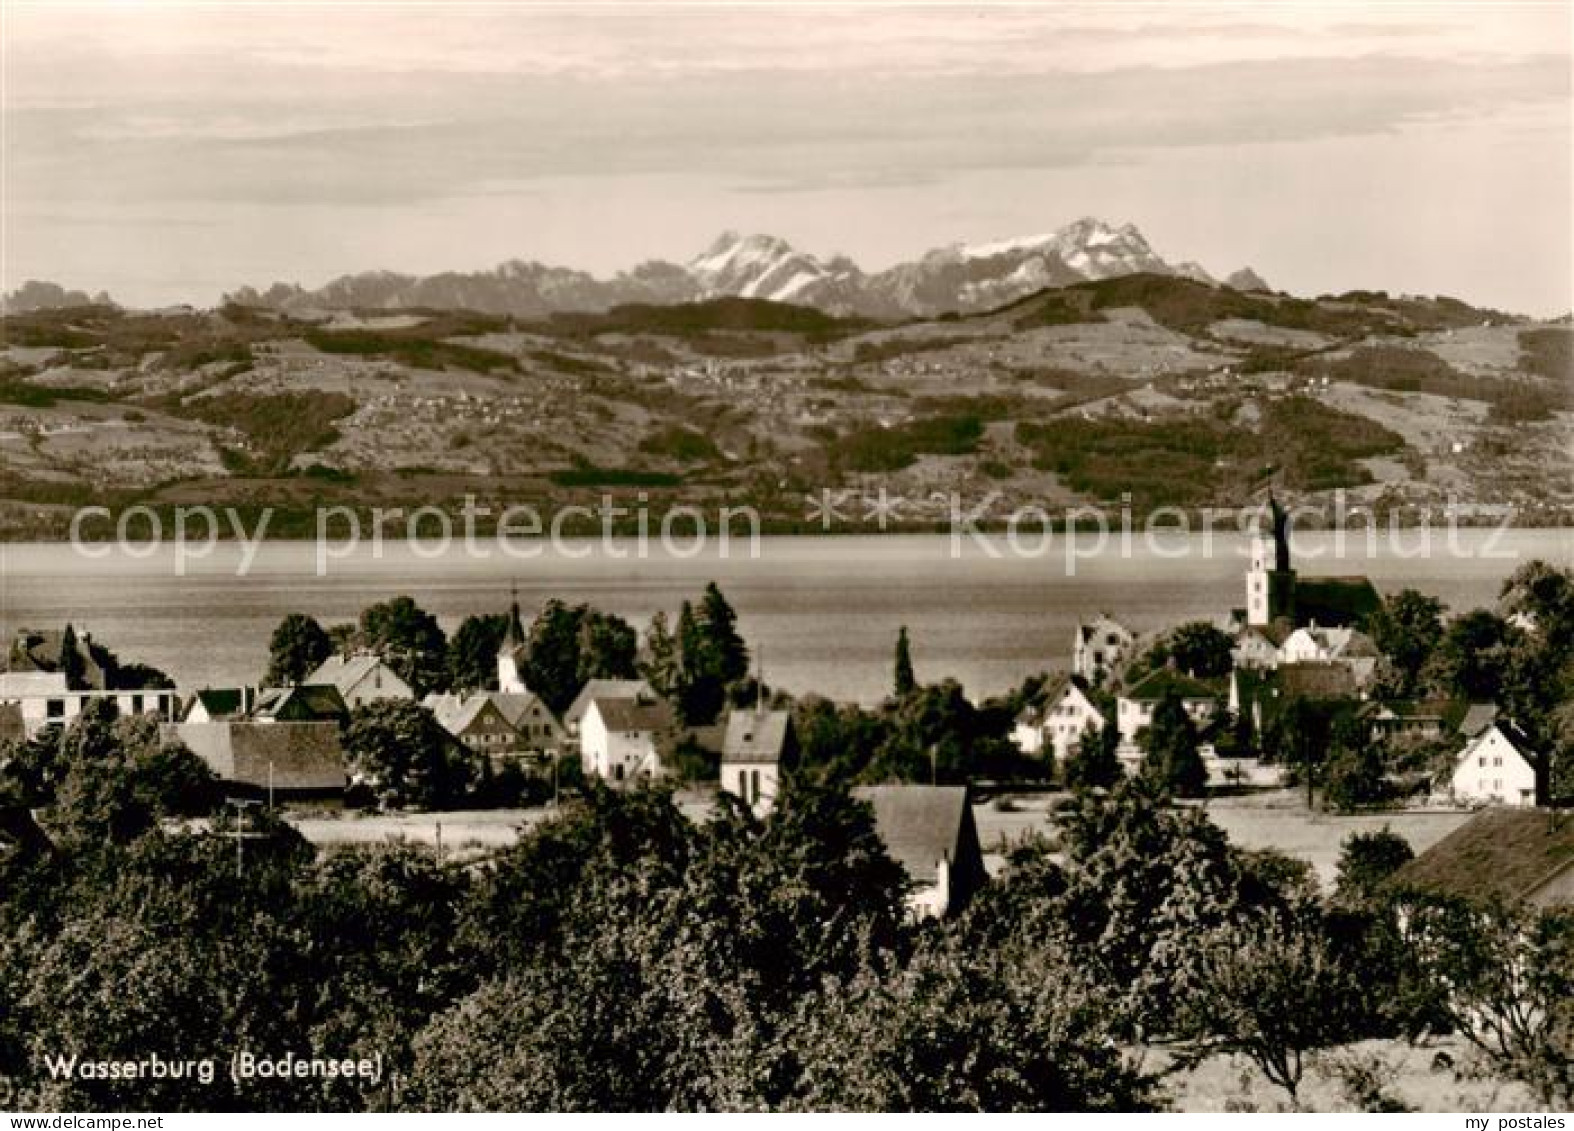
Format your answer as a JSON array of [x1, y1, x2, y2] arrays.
[[305, 654, 413, 708], [0, 672, 181, 738], [563, 678, 655, 738], [1450, 720, 1541, 808], [1116, 666, 1220, 751], [720, 708, 795, 815], [1231, 626, 1282, 671], [1072, 615, 1135, 685], [1012, 677, 1105, 761], [580, 692, 674, 786]]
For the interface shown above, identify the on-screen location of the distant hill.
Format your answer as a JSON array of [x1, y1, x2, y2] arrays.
[[223, 217, 1262, 320], [1, 265, 1566, 539], [1, 280, 116, 315]]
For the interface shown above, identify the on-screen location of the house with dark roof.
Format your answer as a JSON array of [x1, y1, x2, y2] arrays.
[[1365, 699, 1455, 743], [490, 692, 565, 754], [306, 654, 412, 707], [1230, 661, 1361, 737], [1449, 719, 1542, 808], [580, 692, 674, 786], [184, 687, 258, 724], [720, 708, 796, 814], [852, 785, 988, 919], [1393, 808, 1573, 907], [1116, 666, 1222, 750], [164, 720, 347, 803], [5, 625, 113, 690], [252, 683, 349, 724]]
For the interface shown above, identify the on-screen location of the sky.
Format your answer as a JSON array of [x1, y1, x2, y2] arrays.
[[2, 1, 1571, 315]]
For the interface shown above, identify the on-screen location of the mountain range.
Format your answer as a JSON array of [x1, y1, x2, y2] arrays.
[[204, 217, 1268, 321]]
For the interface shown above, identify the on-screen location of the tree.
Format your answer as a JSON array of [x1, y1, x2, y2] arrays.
[[675, 600, 725, 726], [1405, 898, 1573, 1108], [575, 609, 638, 686], [43, 703, 218, 845], [1180, 917, 1365, 1105], [1335, 828, 1414, 905], [697, 582, 749, 686], [1064, 718, 1122, 791], [1368, 589, 1445, 698], [359, 597, 449, 696], [893, 626, 916, 698], [524, 602, 640, 715], [58, 623, 87, 690], [446, 612, 511, 693], [1140, 690, 1207, 798], [263, 613, 332, 687], [640, 610, 681, 699], [1161, 621, 1236, 679], [1425, 608, 1518, 702], [1323, 718, 1391, 812], [343, 701, 479, 810]]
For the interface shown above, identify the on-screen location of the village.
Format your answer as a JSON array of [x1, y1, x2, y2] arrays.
[[3, 499, 1567, 923]]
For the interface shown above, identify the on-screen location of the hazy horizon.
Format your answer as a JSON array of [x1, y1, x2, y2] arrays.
[[4, 2, 1571, 317]]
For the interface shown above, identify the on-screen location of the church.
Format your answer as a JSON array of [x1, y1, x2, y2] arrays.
[[1244, 496, 1381, 630]]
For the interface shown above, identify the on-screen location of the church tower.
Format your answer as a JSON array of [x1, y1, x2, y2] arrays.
[[1246, 495, 1296, 627], [497, 587, 529, 693]]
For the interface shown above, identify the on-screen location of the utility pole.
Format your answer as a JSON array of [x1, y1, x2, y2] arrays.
[[226, 797, 262, 878]]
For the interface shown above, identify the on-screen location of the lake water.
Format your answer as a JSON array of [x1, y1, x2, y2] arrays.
[[1, 530, 1568, 704]]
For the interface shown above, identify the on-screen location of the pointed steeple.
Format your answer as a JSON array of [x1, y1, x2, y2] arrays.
[[497, 583, 530, 694], [502, 582, 526, 650]]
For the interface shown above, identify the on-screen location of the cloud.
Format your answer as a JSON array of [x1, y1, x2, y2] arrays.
[[7, 53, 1565, 212]]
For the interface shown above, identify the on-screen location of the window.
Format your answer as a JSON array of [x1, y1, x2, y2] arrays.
[[46, 698, 65, 719], [751, 769, 761, 804]]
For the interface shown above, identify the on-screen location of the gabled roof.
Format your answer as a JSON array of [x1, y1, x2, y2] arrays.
[[306, 654, 406, 696], [1275, 661, 1358, 701], [429, 693, 509, 736], [1018, 675, 1101, 727], [486, 692, 560, 730], [188, 687, 250, 720], [722, 709, 794, 764], [1123, 666, 1221, 703], [1293, 577, 1382, 628], [1075, 614, 1134, 645], [5, 627, 114, 690], [1459, 719, 1541, 770], [1458, 702, 1501, 739], [587, 695, 673, 734], [253, 683, 347, 722], [165, 721, 346, 792], [852, 784, 986, 894], [565, 678, 653, 725], [1393, 808, 1573, 906]]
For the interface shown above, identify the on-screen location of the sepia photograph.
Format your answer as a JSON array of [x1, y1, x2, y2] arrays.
[[0, 0, 1570, 1117]]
